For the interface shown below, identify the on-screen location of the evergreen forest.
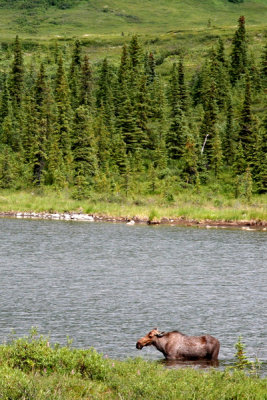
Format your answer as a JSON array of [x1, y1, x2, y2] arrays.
[[0, 16, 266, 204]]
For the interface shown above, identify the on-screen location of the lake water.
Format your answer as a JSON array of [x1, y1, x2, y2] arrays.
[[0, 218, 266, 369]]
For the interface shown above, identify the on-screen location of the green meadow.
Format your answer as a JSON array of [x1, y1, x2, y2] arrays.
[[0, 0, 266, 67], [0, 0, 266, 39]]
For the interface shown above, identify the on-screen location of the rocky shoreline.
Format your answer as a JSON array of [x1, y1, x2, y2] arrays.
[[0, 211, 266, 230]]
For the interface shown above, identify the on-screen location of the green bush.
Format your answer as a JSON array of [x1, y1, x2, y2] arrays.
[[0, 329, 110, 380]]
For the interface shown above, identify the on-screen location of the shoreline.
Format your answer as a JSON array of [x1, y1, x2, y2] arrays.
[[1, 211, 266, 230]]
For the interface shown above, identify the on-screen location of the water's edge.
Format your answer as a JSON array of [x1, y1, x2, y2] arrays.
[[1, 211, 266, 230]]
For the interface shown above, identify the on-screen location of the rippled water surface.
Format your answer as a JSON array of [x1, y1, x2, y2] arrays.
[[0, 218, 266, 368]]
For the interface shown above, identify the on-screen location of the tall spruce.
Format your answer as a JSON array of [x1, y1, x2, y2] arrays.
[[169, 63, 179, 118], [177, 58, 188, 112], [145, 52, 156, 84], [230, 16, 247, 84], [9, 35, 24, 107], [54, 55, 73, 182], [129, 35, 142, 71], [116, 89, 141, 154], [210, 45, 230, 110], [72, 105, 98, 182], [80, 55, 93, 108], [96, 58, 114, 128], [30, 63, 50, 185], [135, 74, 150, 148], [94, 108, 111, 171], [167, 103, 188, 160], [69, 40, 82, 109], [238, 75, 256, 163]]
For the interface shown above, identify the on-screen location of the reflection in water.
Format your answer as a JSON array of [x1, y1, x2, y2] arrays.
[[160, 359, 220, 370], [0, 218, 266, 374]]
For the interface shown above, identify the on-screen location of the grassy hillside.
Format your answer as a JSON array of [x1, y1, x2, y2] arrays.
[[0, 0, 266, 40]]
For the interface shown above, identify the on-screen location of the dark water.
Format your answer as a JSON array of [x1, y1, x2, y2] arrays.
[[0, 218, 266, 369]]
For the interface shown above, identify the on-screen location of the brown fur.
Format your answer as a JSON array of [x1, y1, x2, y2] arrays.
[[136, 328, 220, 361]]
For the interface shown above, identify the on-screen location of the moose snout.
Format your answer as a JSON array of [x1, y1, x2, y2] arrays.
[[136, 342, 143, 350]]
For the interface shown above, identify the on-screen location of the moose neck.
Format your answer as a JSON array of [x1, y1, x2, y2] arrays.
[[152, 336, 168, 358]]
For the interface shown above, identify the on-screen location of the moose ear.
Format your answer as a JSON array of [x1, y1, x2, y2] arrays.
[[156, 331, 165, 338]]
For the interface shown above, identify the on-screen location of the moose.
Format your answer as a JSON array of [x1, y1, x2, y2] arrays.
[[136, 328, 220, 361]]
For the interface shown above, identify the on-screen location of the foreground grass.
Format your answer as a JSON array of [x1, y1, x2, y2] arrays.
[[0, 332, 266, 400], [0, 188, 266, 223]]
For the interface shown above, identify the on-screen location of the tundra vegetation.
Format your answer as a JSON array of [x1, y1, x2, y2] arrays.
[[0, 2, 266, 222], [0, 330, 266, 400]]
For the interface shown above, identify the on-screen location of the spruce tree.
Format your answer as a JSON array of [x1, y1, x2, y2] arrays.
[[210, 46, 230, 110], [80, 55, 93, 108], [35, 63, 46, 111], [129, 35, 142, 71], [135, 74, 150, 149], [115, 44, 130, 116], [1, 112, 14, 149], [96, 58, 114, 128], [0, 77, 10, 125], [72, 105, 98, 182], [223, 99, 237, 164], [169, 63, 179, 118], [167, 103, 188, 160], [9, 35, 24, 107], [153, 129, 168, 171], [30, 63, 51, 185], [145, 52, 156, 84], [128, 35, 143, 102], [69, 40, 82, 110], [230, 16, 247, 84], [177, 58, 188, 113], [110, 130, 127, 175], [217, 38, 226, 65], [238, 75, 256, 163], [54, 55, 73, 182], [0, 144, 21, 189], [70, 39, 82, 69], [45, 134, 65, 187], [116, 91, 141, 153], [233, 140, 246, 175], [118, 44, 130, 85], [94, 108, 111, 171]]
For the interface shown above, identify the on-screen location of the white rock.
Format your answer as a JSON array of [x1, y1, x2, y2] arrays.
[[51, 213, 60, 219], [82, 215, 94, 221]]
